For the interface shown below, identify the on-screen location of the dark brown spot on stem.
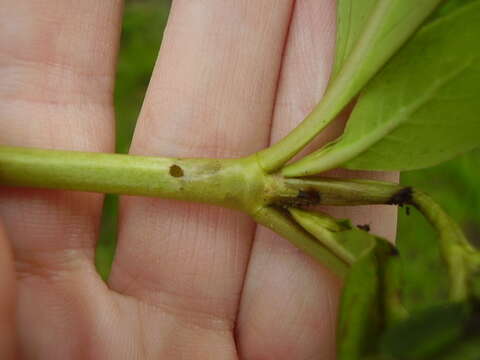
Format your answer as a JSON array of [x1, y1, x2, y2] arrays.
[[274, 189, 321, 208], [357, 224, 371, 232], [169, 164, 184, 177], [390, 247, 400, 256], [294, 189, 321, 207], [388, 187, 413, 206]]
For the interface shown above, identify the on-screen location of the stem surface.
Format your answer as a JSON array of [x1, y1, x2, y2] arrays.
[[0, 146, 264, 213]]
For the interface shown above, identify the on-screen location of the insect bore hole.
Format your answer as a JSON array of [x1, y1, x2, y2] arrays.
[[169, 164, 184, 178]]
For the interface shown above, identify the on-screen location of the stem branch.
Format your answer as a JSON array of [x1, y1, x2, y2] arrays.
[[410, 189, 477, 301], [252, 206, 349, 278]]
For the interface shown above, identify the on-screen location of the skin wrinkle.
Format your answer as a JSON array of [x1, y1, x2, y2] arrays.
[[14, 249, 93, 280], [0, 51, 114, 80], [0, 60, 113, 108], [111, 252, 237, 333]]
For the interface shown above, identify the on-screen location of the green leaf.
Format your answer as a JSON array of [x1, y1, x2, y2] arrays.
[[336, 239, 396, 360], [288, 209, 400, 359], [262, 0, 441, 173], [337, 249, 382, 360], [380, 302, 471, 359], [332, 0, 378, 79], [383, 255, 409, 327], [285, 1, 480, 175], [328, 0, 443, 114], [429, 0, 478, 21]]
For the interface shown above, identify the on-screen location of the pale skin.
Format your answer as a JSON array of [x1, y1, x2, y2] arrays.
[[0, 1, 397, 359]]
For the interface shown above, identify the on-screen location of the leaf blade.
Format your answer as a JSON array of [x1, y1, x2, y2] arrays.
[[285, 1, 480, 175], [332, 0, 379, 79], [260, 0, 442, 172], [337, 250, 381, 360]]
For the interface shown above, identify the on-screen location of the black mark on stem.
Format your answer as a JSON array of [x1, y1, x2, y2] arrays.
[[274, 189, 321, 208], [357, 224, 371, 232], [388, 187, 413, 206], [169, 164, 184, 177], [297, 190, 321, 206]]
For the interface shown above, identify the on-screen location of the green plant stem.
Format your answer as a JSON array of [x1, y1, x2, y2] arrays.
[[289, 208, 356, 265], [264, 176, 403, 206], [2, 145, 476, 290], [252, 206, 349, 277], [0, 146, 264, 213], [0, 146, 403, 210]]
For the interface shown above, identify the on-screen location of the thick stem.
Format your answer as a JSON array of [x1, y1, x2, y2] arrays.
[[264, 176, 403, 206], [289, 208, 356, 265], [2, 146, 476, 292], [0, 146, 404, 211], [0, 146, 265, 213]]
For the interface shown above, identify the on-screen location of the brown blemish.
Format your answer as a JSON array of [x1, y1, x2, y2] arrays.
[[169, 164, 184, 178], [297, 190, 321, 206], [387, 187, 413, 206], [274, 189, 321, 208], [357, 224, 371, 232]]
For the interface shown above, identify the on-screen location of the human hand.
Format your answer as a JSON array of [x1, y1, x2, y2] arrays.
[[0, 1, 397, 358]]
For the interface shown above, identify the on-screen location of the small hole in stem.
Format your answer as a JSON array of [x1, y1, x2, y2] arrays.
[[169, 164, 184, 177]]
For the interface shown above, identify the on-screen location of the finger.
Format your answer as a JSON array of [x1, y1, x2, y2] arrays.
[[0, 222, 16, 359], [0, 0, 122, 253], [0, 0, 123, 355], [237, 1, 398, 359], [109, 0, 294, 355]]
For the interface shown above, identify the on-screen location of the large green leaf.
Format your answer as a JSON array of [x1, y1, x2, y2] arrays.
[[288, 209, 396, 358], [262, 0, 441, 173], [336, 247, 383, 360], [332, 0, 378, 79], [285, 1, 480, 174], [429, 0, 478, 21]]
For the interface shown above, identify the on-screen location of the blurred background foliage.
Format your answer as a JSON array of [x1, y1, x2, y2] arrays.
[[95, 0, 480, 280]]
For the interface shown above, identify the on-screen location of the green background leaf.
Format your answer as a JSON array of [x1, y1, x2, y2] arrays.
[[380, 302, 471, 359], [438, 337, 480, 360], [266, 0, 441, 173]]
